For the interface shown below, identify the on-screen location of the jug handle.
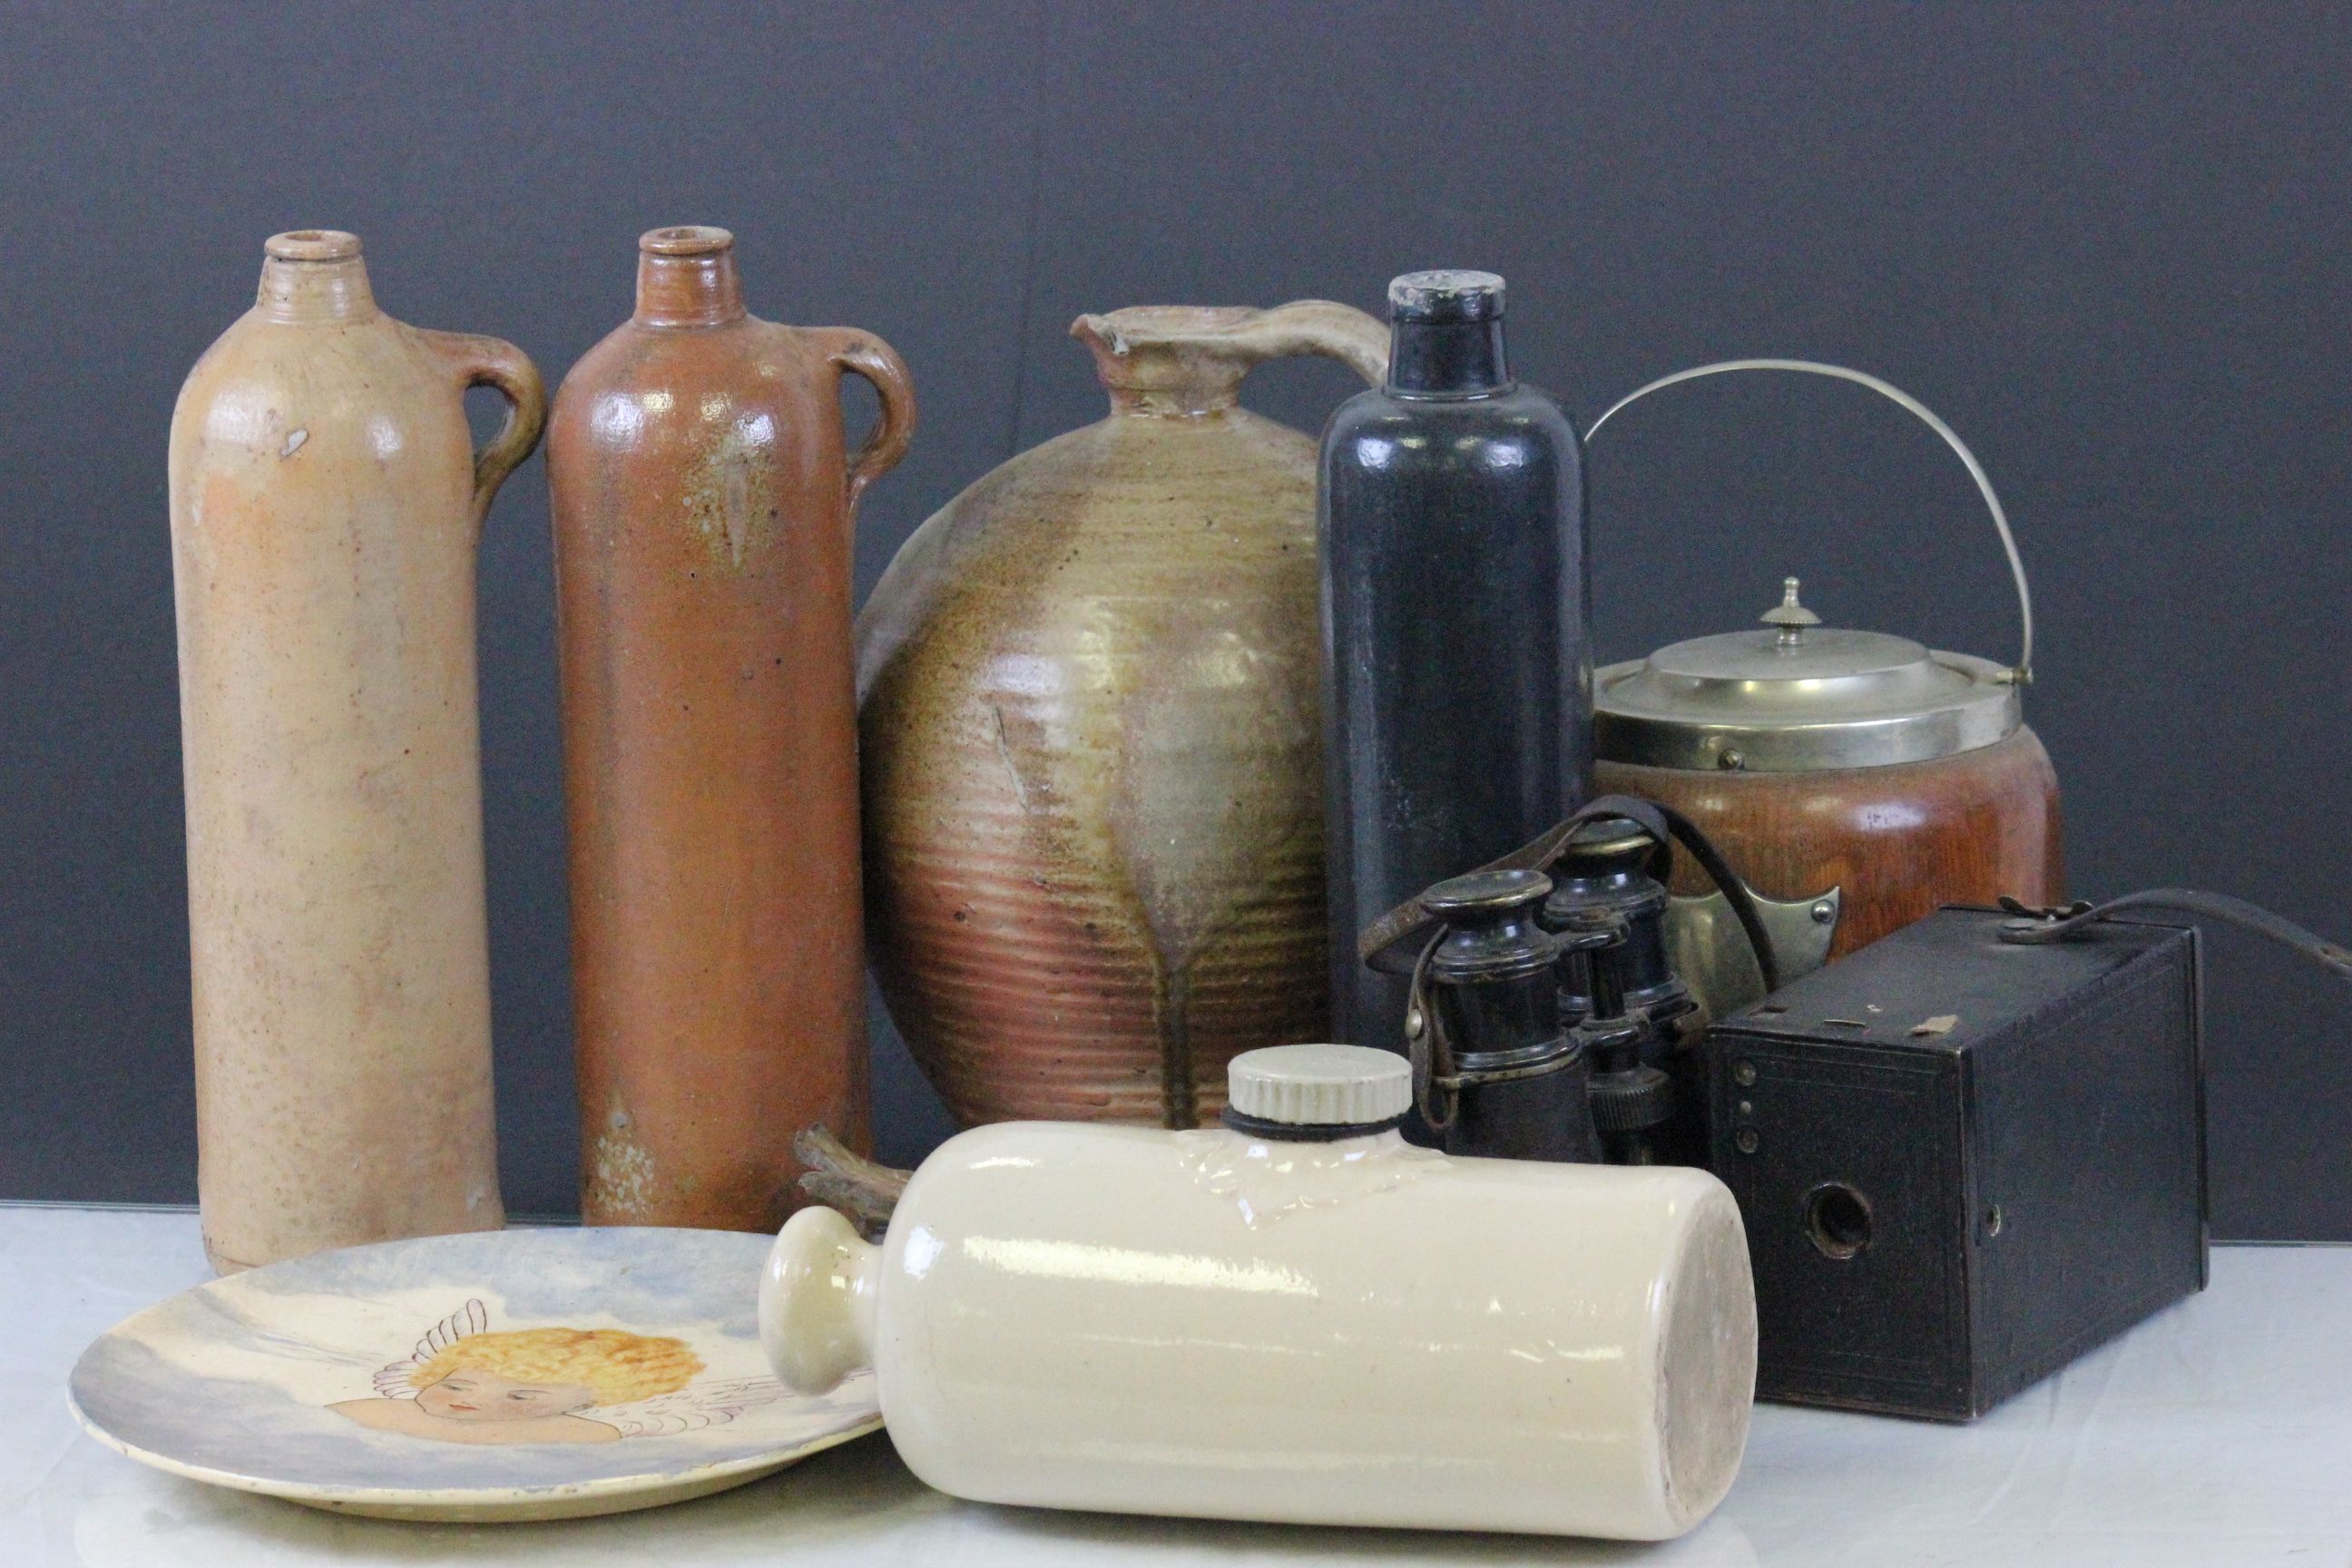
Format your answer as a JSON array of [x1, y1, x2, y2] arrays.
[[804, 328, 918, 516], [1071, 299, 1389, 391], [1220, 299, 1389, 385], [421, 331, 549, 534], [1584, 358, 2034, 685]]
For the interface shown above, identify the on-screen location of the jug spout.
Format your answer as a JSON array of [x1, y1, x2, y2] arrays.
[[1072, 299, 1387, 416]]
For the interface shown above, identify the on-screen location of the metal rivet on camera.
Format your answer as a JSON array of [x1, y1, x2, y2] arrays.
[[1737, 1099, 1754, 1118], [1718, 749, 1746, 771], [1733, 1060, 1758, 1088], [1735, 1129, 1759, 1154], [1810, 900, 1835, 924]]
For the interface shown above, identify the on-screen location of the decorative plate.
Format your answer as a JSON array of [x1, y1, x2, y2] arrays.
[[67, 1225, 881, 1522]]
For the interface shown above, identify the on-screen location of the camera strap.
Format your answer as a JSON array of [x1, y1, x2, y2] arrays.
[[1995, 889, 2352, 980]]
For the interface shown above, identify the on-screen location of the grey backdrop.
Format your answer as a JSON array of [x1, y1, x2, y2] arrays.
[[3, 2, 2346, 1235]]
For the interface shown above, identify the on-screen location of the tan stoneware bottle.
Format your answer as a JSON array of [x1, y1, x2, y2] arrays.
[[858, 301, 1386, 1128], [169, 230, 545, 1272], [549, 226, 916, 1230]]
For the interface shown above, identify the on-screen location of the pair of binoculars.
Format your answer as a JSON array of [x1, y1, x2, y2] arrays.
[[1400, 817, 1702, 1166]]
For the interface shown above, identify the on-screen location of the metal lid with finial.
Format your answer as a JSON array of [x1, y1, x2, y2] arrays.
[[1594, 576, 2022, 772]]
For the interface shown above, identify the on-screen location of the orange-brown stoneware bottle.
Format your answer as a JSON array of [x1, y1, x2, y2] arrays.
[[170, 230, 544, 1272], [549, 226, 915, 1230]]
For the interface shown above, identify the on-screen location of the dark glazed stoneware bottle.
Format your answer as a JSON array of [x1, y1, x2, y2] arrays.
[[548, 226, 916, 1231], [1319, 270, 1592, 1048]]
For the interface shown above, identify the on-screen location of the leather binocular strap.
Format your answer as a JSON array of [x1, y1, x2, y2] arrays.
[[1996, 889, 2352, 981], [1357, 793, 1783, 993], [1402, 931, 1457, 1132]]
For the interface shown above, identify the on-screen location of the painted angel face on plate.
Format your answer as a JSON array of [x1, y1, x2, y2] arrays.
[[329, 1299, 789, 1446]]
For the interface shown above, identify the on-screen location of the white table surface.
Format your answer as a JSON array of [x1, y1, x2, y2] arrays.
[[5, 1204, 2347, 1567]]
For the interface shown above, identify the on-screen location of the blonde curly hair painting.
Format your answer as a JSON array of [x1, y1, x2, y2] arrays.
[[329, 1299, 787, 1447], [407, 1328, 704, 1406]]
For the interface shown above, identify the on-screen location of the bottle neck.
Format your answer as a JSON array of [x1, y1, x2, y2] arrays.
[[1387, 318, 1512, 397], [1218, 1110, 1406, 1143], [635, 250, 748, 328], [255, 256, 377, 325], [1105, 379, 1240, 417]]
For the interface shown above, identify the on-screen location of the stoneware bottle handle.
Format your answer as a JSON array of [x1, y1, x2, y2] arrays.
[[760, 1205, 880, 1396], [1223, 299, 1389, 384], [805, 327, 917, 516], [421, 330, 550, 534], [1070, 299, 1389, 391]]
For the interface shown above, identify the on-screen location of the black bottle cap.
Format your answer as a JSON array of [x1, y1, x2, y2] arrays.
[[1387, 270, 1506, 324]]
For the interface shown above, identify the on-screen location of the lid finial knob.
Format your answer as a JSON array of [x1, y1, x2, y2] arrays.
[[1759, 576, 1822, 648]]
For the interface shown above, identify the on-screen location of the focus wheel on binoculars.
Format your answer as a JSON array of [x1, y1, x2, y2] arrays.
[[1572, 1015, 1645, 1055], [1588, 1065, 1675, 1133], [1551, 910, 1631, 954]]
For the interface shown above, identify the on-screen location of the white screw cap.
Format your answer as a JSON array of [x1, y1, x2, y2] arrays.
[[1226, 1044, 1411, 1127]]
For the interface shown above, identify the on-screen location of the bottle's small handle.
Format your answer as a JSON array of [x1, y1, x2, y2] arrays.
[[761, 1205, 881, 1396], [1216, 299, 1390, 385], [802, 327, 917, 517], [1585, 359, 2034, 685], [1070, 299, 1389, 400], [420, 330, 549, 534]]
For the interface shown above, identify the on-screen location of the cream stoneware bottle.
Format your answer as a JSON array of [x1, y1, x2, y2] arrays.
[[169, 230, 545, 1272], [762, 1044, 1758, 1539]]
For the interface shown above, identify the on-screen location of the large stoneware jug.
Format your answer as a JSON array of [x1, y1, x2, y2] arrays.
[[858, 301, 1386, 1128], [169, 230, 545, 1272], [549, 227, 916, 1230]]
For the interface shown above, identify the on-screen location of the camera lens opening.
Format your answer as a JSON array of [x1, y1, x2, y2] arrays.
[[1805, 1182, 1874, 1259]]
